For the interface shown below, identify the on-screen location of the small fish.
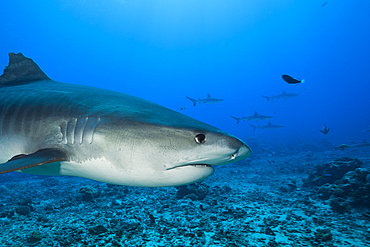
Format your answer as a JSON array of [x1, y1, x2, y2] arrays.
[[363, 126, 370, 132], [319, 124, 330, 135], [321, 1, 329, 7], [180, 107, 187, 110], [282, 75, 305, 85], [322, 174, 332, 177]]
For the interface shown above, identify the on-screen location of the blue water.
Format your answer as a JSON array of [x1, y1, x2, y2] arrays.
[[2, 2, 370, 246], [1, 0, 369, 145]]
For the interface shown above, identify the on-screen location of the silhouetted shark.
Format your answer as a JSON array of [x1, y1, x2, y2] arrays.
[[231, 111, 273, 124], [261, 90, 299, 102], [186, 94, 224, 106], [250, 121, 285, 131]]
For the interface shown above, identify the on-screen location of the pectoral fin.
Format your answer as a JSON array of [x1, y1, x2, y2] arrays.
[[0, 149, 68, 174]]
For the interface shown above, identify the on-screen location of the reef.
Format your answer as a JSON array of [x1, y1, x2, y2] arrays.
[[304, 157, 363, 187], [303, 157, 370, 213], [0, 150, 369, 246], [317, 167, 370, 212]]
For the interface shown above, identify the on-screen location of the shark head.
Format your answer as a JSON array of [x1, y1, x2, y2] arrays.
[[76, 119, 251, 187]]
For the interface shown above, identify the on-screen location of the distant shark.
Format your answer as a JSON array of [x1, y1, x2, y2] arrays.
[[321, 1, 329, 7], [334, 144, 350, 151], [231, 111, 273, 124], [335, 141, 370, 150], [186, 94, 224, 107], [250, 121, 285, 131], [0, 53, 251, 187], [349, 141, 370, 149], [261, 90, 299, 102]]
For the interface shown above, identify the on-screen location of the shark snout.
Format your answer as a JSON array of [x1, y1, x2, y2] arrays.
[[231, 145, 252, 160], [215, 136, 252, 165]]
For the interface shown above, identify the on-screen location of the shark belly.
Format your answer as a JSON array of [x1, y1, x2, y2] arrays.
[[55, 159, 215, 187]]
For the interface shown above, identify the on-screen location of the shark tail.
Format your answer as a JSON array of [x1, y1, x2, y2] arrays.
[[186, 97, 198, 107], [261, 95, 271, 102], [231, 116, 241, 124], [250, 124, 257, 131]]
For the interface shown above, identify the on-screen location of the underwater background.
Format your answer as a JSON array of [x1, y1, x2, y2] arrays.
[[1, 0, 370, 144], [1, 0, 370, 246]]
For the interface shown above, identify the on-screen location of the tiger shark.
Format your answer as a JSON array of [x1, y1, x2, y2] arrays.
[[0, 53, 251, 187]]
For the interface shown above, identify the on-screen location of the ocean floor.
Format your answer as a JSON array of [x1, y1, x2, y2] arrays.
[[0, 149, 370, 247]]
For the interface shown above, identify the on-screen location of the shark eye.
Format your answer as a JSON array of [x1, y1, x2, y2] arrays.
[[195, 133, 206, 144]]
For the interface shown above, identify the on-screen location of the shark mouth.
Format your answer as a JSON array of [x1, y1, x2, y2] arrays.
[[166, 164, 212, 170]]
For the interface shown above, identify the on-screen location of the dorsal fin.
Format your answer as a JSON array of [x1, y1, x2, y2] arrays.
[[0, 53, 51, 86], [207, 93, 211, 98], [254, 111, 258, 115]]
